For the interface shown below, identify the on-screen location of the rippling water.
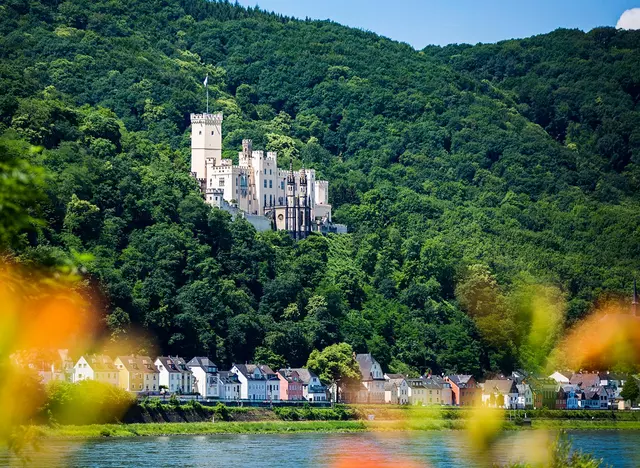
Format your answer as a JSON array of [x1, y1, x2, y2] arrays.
[[2, 430, 639, 467]]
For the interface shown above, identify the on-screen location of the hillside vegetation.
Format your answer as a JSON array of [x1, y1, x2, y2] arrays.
[[1, 0, 640, 376]]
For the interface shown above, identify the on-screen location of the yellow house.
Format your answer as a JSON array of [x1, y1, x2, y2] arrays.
[[114, 356, 159, 393]]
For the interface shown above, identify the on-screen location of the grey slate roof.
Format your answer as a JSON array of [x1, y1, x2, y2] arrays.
[[218, 371, 240, 384], [187, 357, 218, 373], [290, 368, 324, 388], [569, 373, 600, 388], [355, 353, 384, 381], [448, 375, 475, 388]]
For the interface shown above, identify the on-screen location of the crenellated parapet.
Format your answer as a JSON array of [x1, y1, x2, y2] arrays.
[[190, 112, 223, 125]]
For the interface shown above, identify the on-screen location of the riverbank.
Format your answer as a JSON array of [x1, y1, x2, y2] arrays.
[[31, 418, 640, 439]]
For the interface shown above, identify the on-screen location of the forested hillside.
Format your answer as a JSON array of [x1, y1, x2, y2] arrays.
[[1, 0, 639, 377]]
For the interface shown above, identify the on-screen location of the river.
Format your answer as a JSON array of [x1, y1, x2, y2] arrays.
[[2, 431, 638, 467]]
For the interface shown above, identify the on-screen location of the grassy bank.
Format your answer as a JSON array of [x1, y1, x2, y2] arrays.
[[32, 418, 640, 439], [36, 420, 368, 438]]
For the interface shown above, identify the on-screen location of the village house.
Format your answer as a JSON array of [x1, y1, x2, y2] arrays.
[[217, 371, 241, 401], [277, 368, 305, 401], [556, 385, 581, 410], [187, 357, 219, 399], [73, 355, 119, 386], [155, 356, 193, 394], [355, 354, 386, 404], [383, 374, 409, 405], [291, 368, 327, 402], [582, 386, 609, 410], [482, 379, 519, 409], [232, 364, 280, 401], [11, 349, 69, 385], [407, 378, 428, 406], [114, 355, 159, 393], [516, 383, 533, 409], [529, 378, 560, 409], [446, 375, 480, 407]]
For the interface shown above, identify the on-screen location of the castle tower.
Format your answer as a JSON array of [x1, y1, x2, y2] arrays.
[[190, 113, 223, 183], [240, 139, 252, 167], [298, 168, 311, 239], [285, 162, 297, 239]]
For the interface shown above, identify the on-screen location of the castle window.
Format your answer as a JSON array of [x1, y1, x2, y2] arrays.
[[199, 131, 202, 135], [219, 178, 225, 187], [281, 181, 285, 190], [269, 180, 272, 188], [211, 131, 214, 135], [270, 169, 272, 175], [264, 180, 267, 188]]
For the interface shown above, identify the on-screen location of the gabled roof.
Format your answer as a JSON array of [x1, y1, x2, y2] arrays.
[[81, 354, 116, 371], [569, 373, 600, 388], [155, 356, 185, 373], [384, 373, 405, 380], [277, 369, 301, 382], [218, 371, 240, 384], [447, 375, 475, 388], [290, 368, 322, 386], [187, 357, 218, 372], [233, 363, 277, 380], [584, 386, 607, 399], [116, 356, 159, 374], [483, 379, 518, 395], [355, 354, 384, 381]]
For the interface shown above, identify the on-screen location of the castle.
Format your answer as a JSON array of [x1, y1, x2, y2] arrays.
[[190, 113, 345, 238]]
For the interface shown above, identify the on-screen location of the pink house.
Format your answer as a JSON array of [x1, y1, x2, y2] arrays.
[[277, 369, 305, 401]]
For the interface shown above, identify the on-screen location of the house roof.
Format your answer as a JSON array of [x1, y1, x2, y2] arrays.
[[277, 369, 301, 382], [233, 363, 278, 380], [385, 373, 405, 380], [82, 354, 116, 371], [290, 368, 321, 386], [569, 373, 600, 388], [447, 375, 475, 388], [156, 356, 190, 373], [516, 384, 530, 394], [187, 357, 218, 371], [218, 371, 240, 384], [355, 353, 384, 381], [584, 386, 607, 399], [116, 356, 158, 374], [482, 379, 518, 395]]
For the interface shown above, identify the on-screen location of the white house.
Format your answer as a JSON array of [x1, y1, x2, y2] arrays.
[[516, 383, 533, 409], [355, 354, 386, 403], [187, 357, 218, 399], [482, 379, 519, 409], [73, 355, 119, 386], [291, 368, 327, 402], [384, 374, 409, 405], [232, 364, 280, 401], [217, 371, 241, 401], [155, 356, 193, 394]]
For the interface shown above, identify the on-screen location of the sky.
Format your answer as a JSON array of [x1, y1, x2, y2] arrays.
[[234, 0, 640, 48]]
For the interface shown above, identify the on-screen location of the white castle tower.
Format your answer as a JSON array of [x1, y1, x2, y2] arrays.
[[190, 113, 223, 184]]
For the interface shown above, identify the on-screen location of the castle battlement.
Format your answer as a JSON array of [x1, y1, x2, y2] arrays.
[[190, 112, 223, 125]]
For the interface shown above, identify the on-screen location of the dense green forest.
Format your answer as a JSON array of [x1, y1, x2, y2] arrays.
[[1, 0, 640, 377]]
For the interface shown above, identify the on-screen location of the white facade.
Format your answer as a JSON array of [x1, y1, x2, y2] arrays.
[[217, 372, 241, 401], [73, 355, 119, 386], [304, 374, 327, 402], [188, 357, 218, 399], [155, 357, 193, 394], [549, 372, 571, 384], [190, 113, 333, 224]]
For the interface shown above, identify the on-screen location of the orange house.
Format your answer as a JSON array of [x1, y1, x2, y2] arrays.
[[445, 375, 480, 406]]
